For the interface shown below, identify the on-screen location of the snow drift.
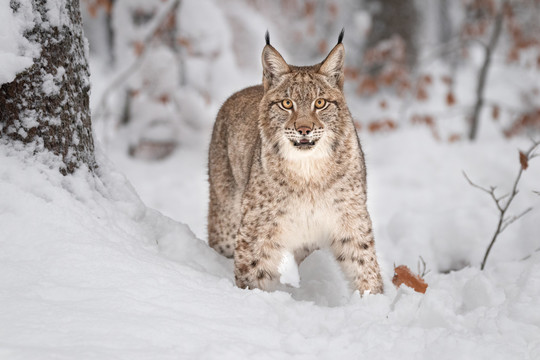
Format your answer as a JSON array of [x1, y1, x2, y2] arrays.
[[1, 133, 540, 359]]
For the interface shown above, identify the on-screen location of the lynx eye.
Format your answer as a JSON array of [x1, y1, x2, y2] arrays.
[[281, 99, 294, 110], [314, 98, 327, 109]]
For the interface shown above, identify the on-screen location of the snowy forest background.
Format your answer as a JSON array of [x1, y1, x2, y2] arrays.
[[1, 0, 540, 358]]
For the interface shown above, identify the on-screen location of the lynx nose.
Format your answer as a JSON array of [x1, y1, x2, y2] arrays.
[[296, 126, 312, 136]]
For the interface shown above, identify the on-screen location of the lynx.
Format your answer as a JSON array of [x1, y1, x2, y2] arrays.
[[208, 31, 383, 294]]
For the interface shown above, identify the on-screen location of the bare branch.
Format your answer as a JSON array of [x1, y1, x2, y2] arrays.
[[500, 207, 533, 233], [495, 193, 510, 203], [463, 171, 492, 194], [463, 171, 504, 211], [465, 138, 540, 270]]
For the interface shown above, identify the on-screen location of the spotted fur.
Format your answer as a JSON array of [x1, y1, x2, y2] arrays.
[[208, 32, 383, 294]]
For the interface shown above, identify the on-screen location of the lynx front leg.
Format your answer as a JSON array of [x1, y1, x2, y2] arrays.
[[233, 224, 284, 291], [208, 188, 239, 258], [331, 217, 383, 294]]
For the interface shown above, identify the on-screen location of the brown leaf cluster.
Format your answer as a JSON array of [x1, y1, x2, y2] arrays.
[[356, 36, 411, 97], [505, 3, 540, 67], [411, 114, 440, 140], [504, 109, 540, 137], [414, 75, 433, 102], [367, 119, 397, 133], [461, 0, 496, 38]]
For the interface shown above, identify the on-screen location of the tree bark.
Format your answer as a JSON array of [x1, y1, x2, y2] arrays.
[[0, 0, 96, 175]]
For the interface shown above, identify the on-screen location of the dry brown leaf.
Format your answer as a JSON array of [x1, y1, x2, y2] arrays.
[[422, 74, 433, 85], [88, 4, 98, 17], [304, 1, 315, 17], [441, 75, 453, 86], [158, 94, 170, 104], [416, 86, 428, 101], [318, 40, 328, 55], [85, 0, 113, 17], [356, 77, 378, 96], [446, 92, 456, 106], [519, 151, 528, 170], [328, 3, 338, 20], [448, 133, 462, 143], [344, 67, 359, 80], [133, 42, 145, 56], [392, 265, 428, 294], [492, 105, 500, 120]]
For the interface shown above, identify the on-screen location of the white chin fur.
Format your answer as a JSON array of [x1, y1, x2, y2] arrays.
[[281, 135, 332, 179]]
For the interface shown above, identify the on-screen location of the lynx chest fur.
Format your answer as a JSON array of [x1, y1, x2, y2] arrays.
[[208, 31, 383, 294]]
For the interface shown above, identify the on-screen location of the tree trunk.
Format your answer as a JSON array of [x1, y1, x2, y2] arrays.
[[106, 0, 116, 66], [0, 0, 96, 175], [365, 0, 419, 73], [468, 9, 504, 141]]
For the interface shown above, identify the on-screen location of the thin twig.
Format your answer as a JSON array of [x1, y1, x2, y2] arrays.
[[500, 207, 533, 232], [465, 139, 540, 270], [417, 256, 430, 278], [462, 171, 493, 195], [463, 171, 505, 212], [521, 247, 540, 261]]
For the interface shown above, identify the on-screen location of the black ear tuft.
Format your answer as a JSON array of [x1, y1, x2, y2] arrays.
[[265, 30, 270, 45], [337, 28, 344, 45]]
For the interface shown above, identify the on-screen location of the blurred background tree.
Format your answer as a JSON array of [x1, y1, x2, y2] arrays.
[[81, 0, 540, 159]]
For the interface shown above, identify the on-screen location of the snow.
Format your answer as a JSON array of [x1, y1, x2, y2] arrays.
[[44, 0, 65, 27], [0, 1, 39, 85], [278, 251, 300, 288], [2, 122, 539, 359], [41, 66, 65, 96], [2, 0, 540, 358]]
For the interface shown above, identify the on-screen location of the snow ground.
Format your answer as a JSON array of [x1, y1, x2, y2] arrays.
[[2, 119, 540, 358], [2, 1, 540, 356]]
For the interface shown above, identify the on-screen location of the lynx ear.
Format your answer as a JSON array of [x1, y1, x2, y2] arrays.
[[319, 30, 345, 89], [262, 32, 290, 91]]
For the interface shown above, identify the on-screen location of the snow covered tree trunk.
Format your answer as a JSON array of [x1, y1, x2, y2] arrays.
[[0, 0, 96, 175]]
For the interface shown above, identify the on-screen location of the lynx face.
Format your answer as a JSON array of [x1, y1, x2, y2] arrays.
[[269, 77, 336, 153], [259, 39, 346, 159]]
